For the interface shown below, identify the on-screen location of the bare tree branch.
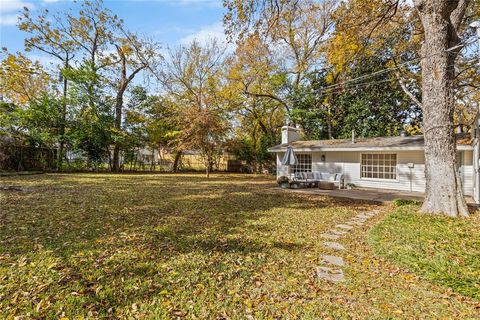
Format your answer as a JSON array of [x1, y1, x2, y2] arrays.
[[395, 70, 423, 108], [451, 0, 470, 30]]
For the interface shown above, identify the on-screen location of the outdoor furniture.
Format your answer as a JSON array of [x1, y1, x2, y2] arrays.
[[318, 181, 335, 190], [319, 172, 344, 189], [293, 172, 315, 187], [293, 172, 344, 189]]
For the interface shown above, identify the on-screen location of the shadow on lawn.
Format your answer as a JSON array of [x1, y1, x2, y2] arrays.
[[1, 173, 376, 259], [0, 173, 377, 316]]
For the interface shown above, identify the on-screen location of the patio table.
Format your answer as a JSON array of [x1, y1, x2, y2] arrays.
[[318, 181, 335, 190]]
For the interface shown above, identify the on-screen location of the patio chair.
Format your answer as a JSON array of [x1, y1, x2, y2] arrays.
[[316, 172, 344, 189]]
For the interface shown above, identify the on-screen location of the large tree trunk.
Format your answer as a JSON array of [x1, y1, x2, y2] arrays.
[[112, 46, 127, 173], [172, 151, 182, 173], [58, 59, 70, 170], [112, 47, 127, 173], [414, 0, 469, 217], [112, 93, 123, 172], [111, 45, 146, 173]]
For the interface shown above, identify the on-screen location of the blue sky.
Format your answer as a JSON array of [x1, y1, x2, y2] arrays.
[[0, 0, 226, 62]]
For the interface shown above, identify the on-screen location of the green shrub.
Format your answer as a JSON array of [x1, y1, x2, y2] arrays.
[[392, 198, 421, 207]]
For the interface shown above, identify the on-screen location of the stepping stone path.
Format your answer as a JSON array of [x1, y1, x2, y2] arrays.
[[350, 220, 366, 225], [355, 215, 369, 219], [317, 210, 379, 283], [316, 266, 345, 283], [320, 232, 340, 240], [336, 224, 353, 230], [323, 241, 345, 251], [356, 214, 370, 219], [320, 254, 345, 267], [329, 229, 348, 236], [347, 220, 364, 226]]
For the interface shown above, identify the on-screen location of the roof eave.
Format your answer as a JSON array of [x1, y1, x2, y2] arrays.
[[269, 145, 473, 152]]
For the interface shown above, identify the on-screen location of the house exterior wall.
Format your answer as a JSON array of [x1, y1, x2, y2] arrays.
[[276, 152, 288, 177], [277, 150, 474, 196], [460, 151, 473, 196]]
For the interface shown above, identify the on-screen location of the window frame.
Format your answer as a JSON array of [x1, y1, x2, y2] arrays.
[[360, 153, 398, 181], [294, 153, 312, 173]]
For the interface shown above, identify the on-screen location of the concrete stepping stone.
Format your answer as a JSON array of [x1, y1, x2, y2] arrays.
[[351, 217, 367, 222], [356, 214, 370, 219], [323, 241, 345, 251], [336, 224, 353, 230], [320, 255, 345, 267], [321, 232, 340, 240], [316, 266, 345, 282], [329, 229, 347, 236], [347, 220, 364, 226]]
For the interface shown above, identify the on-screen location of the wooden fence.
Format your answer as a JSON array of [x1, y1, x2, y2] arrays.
[[0, 144, 57, 171]]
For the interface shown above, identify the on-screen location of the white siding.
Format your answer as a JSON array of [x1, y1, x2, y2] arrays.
[[312, 150, 426, 192], [276, 152, 289, 177], [276, 150, 474, 195], [461, 151, 474, 196]]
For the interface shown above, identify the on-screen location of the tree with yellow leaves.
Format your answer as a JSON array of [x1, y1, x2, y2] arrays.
[[224, 0, 479, 217], [161, 40, 229, 177], [225, 0, 336, 114], [0, 50, 53, 106]]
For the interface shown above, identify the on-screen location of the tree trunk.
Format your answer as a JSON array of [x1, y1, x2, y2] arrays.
[[414, 0, 469, 217], [113, 46, 127, 173], [150, 149, 155, 172], [172, 151, 182, 173], [206, 155, 211, 178], [112, 93, 123, 172], [107, 148, 113, 171], [111, 45, 146, 172], [58, 59, 69, 170], [327, 103, 332, 139], [133, 148, 138, 171]]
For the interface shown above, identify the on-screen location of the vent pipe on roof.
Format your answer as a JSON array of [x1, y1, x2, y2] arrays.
[[351, 129, 355, 144]]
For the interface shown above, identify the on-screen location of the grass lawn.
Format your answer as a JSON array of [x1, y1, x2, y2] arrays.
[[369, 204, 480, 300], [1, 173, 479, 319]]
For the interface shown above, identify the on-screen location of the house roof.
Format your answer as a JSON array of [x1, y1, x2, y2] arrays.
[[268, 133, 473, 152]]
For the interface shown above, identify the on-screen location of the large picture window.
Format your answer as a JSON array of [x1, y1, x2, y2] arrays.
[[361, 154, 397, 180], [294, 154, 312, 173]]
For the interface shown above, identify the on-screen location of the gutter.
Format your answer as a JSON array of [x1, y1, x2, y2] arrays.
[[268, 145, 474, 152]]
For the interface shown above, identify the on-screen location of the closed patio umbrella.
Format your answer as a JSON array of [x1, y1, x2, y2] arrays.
[[281, 146, 298, 166]]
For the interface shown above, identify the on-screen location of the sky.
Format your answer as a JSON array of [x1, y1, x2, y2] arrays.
[[0, 0, 227, 65]]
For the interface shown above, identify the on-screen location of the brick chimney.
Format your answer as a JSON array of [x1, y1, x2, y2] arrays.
[[281, 126, 301, 144]]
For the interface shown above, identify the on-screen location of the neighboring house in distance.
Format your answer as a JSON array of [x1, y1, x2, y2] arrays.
[[65, 145, 238, 172], [123, 147, 237, 172], [268, 126, 480, 204]]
